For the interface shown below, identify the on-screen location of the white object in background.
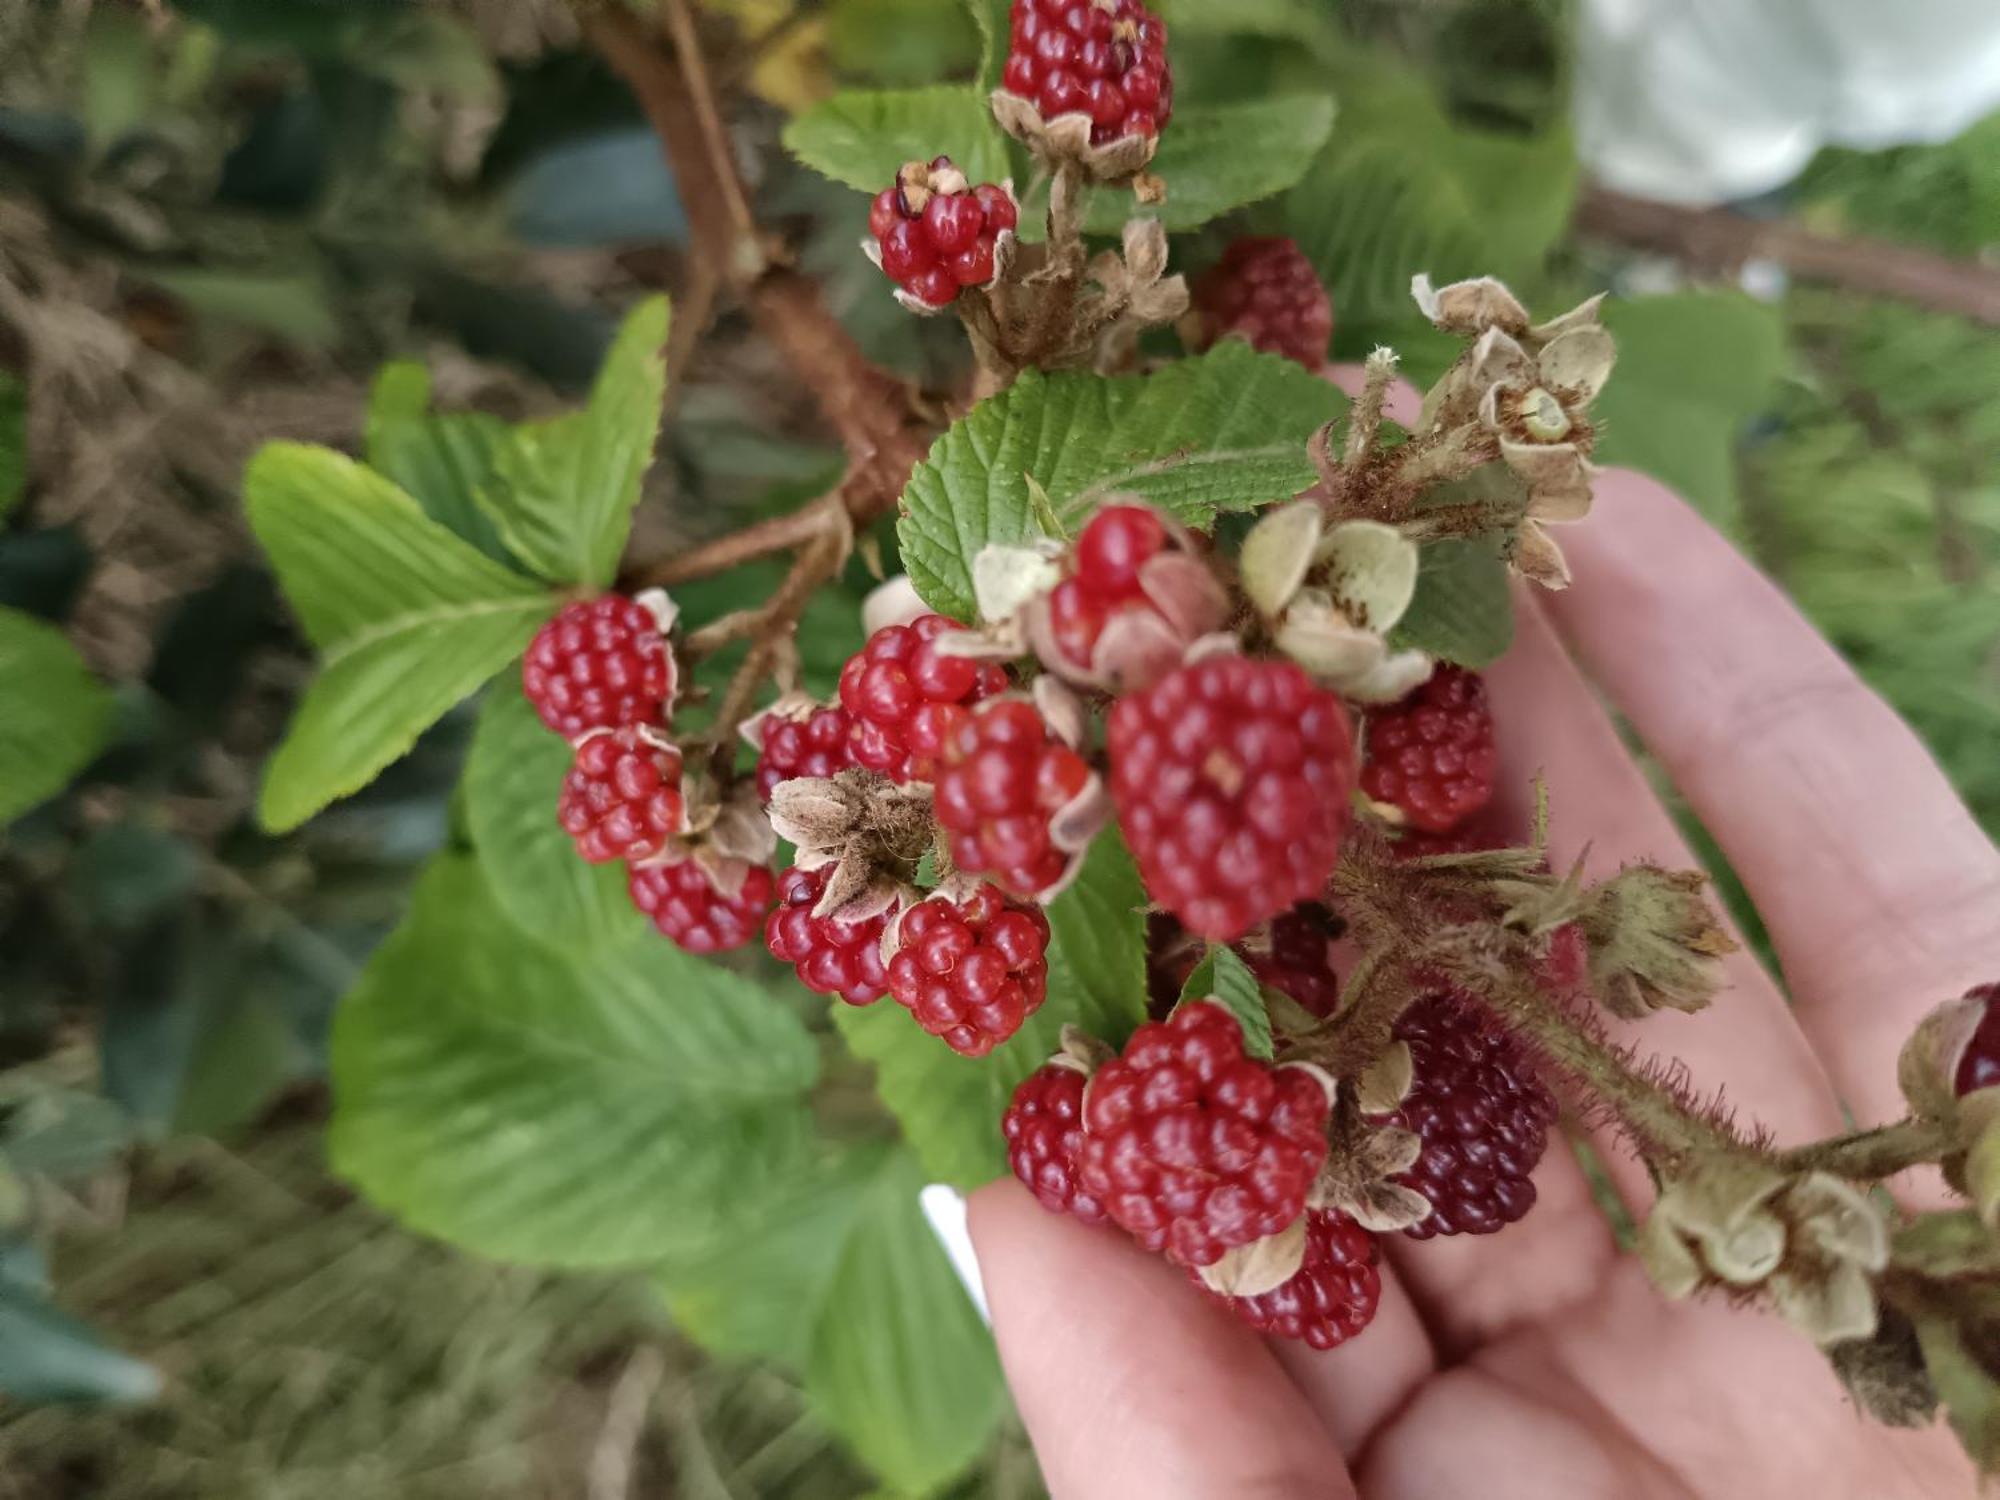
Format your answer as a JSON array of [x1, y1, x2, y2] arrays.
[[1577, 0, 2000, 205], [920, 1183, 992, 1325]]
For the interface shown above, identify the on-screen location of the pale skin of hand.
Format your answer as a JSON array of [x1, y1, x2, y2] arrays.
[[967, 372, 2000, 1498]]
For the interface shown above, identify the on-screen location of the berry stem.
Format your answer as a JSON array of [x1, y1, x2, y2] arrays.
[[1777, 1117, 1954, 1181]]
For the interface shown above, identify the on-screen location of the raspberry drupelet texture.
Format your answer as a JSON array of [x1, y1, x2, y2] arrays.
[[754, 703, 855, 801], [1077, 1001, 1331, 1268], [1002, 0, 1172, 145], [557, 728, 684, 864], [1003, 1063, 1107, 1223], [869, 157, 1018, 308], [1189, 237, 1334, 370], [522, 595, 674, 740], [1247, 901, 1343, 1018], [1384, 992, 1557, 1239], [888, 884, 1052, 1056], [1046, 503, 1167, 671], [839, 613, 1009, 784], [763, 864, 891, 1005], [1108, 655, 1357, 942], [933, 699, 1095, 899], [1361, 664, 1499, 834], [1193, 1210, 1382, 1349], [1953, 982, 2000, 1094], [628, 859, 775, 954]]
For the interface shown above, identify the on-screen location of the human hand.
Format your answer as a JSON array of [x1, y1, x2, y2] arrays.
[[968, 395, 1999, 1497]]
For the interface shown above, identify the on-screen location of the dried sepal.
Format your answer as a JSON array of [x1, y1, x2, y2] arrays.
[[1055, 1023, 1116, 1076], [1309, 1110, 1431, 1234], [1354, 1040, 1414, 1116], [1245, 508, 1430, 700], [1577, 864, 1737, 1018], [1197, 1214, 1309, 1298], [1900, 994, 1989, 1122], [989, 90, 1160, 183]]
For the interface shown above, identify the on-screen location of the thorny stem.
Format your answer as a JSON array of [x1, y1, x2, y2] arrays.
[[1779, 1118, 1954, 1181]]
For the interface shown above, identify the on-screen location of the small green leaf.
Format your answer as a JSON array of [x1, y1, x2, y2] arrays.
[[0, 605, 113, 826], [1177, 945, 1271, 1059], [463, 679, 648, 951], [899, 342, 1343, 619], [783, 86, 1010, 193], [478, 296, 670, 587], [0, 370, 26, 522], [364, 361, 515, 564], [835, 832, 1149, 1187], [330, 855, 819, 1268], [144, 267, 340, 349], [1083, 95, 1334, 233], [0, 1278, 158, 1406], [1391, 536, 1513, 667]]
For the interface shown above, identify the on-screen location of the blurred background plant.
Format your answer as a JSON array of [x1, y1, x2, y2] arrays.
[[0, 0, 1993, 1494]]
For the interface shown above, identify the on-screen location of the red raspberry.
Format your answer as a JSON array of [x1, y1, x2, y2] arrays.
[[753, 703, 855, 801], [1077, 1001, 1330, 1268], [1002, 0, 1173, 146], [1189, 237, 1334, 370], [1108, 655, 1356, 942], [839, 614, 1008, 784], [763, 864, 890, 1005], [1192, 1210, 1381, 1349], [1953, 982, 2000, 1094], [888, 884, 1052, 1056], [1046, 503, 1167, 670], [869, 158, 1018, 307], [628, 859, 775, 954], [1003, 1062, 1107, 1223], [933, 699, 1094, 899], [521, 595, 675, 739], [1361, 665, 1498, 835], [1381, 992, 1556, 1239], [558, 728, 684, 864], [1247, 901, 1342, 1018]]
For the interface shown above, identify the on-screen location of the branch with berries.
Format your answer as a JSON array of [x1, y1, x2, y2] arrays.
[[241, 0, 2000, 1484]]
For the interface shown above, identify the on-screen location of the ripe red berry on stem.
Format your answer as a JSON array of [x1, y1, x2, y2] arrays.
[[1046, 503, 1168, 670], [887, 884, 1051, 1056], [1109, 655, 1356, 942], [628, 859, 775, 954], [1192, 1210, 1382, 1349], [1189, 237, 1334, 370], [1077, 1001, 1331, 1268], [839, 613, 1008, 784], [1003, 0, 1172, 146], [868, 158, 1017, 308], [933, 698, 1094, 899], [1954, 982, 2000, 1094], [1382, 992, 1556, 1239], [763, 864, 891, 1005], [522, 595, 674, 739], [753, 703, 855, 801], [1003, 1063, 1107, 1223], [557, 728, 684, 864], [1361, 664, 1499, 834]]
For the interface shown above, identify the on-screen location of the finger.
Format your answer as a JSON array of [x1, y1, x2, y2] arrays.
[[1480, 598, 1845, 1195], [1543, 470, 2000, 1129], [969, 1181, 1429, 1489]]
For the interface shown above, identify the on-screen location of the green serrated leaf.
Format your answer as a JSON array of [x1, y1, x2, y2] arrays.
[[478, 296, 670, 587], [464, 679, 648, 951], [966, 0, 1011, 92], [899, 343, 1343, 619], [0, 371, 25, 523], [1391, 536, 1513, 667], [835, 832, 1149, 1187], [1083, 95, 1334, 233], [1177, 945, 1271, 1058], [0, 606, 113, 826], [364, 361, 516, 564], [783, 85, 1010, 193], [330, 855, 819, 1268]]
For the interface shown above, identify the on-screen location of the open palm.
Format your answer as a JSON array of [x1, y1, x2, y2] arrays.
[[969, 441, 1997, 1497]]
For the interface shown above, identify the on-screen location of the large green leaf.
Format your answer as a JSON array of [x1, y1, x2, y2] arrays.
[[835, 831, 1149, 1188], [245, 442, 554, 830], [330, 856, 819, 1268], [899, 341, 1342, 619], [783, 86, 1011, 192], [0, 606, 113, 825], [655, 1141, 1007, 1494], [1083, 95, 1335, 234], [478, 296, 670, 587], [463, 678, 648, 951], [1392, 536, 1513, 668], [1594, 291, 1786, 524], [965, 0, 1011, 93], [363, 360, 516, 565]]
